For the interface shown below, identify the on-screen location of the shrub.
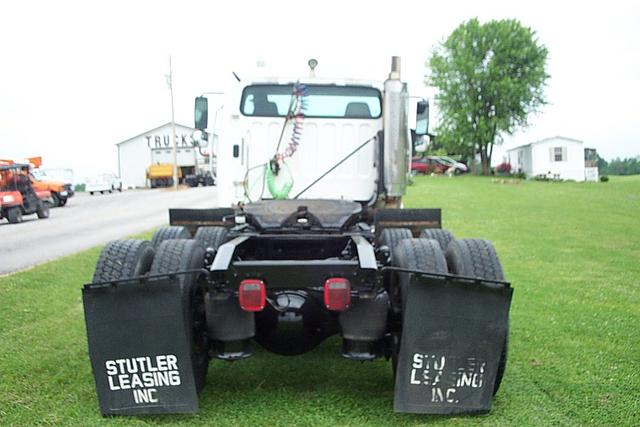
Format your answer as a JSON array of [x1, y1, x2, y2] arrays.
[[496, 162, 512, 174], [600, 175, 609, 182], [513, 172, 527, 179], [74, 183, 86, 192]]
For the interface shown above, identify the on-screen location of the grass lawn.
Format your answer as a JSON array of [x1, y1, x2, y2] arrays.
[[1, 175, 638, 426]]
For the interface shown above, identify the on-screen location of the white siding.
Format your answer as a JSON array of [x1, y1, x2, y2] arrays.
[[531, 138, 584, 180], [116, 123, 199, 189], [507, 137, 586, 181], [118, 138, 150, 188]]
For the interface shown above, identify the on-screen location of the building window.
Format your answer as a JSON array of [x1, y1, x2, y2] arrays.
[[552, 146, 566, 162]]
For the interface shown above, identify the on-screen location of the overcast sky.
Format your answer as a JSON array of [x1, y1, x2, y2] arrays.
[[1, 0, 638, 181]]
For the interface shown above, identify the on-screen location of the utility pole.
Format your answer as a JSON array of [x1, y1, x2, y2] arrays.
[[167, 55, 178, 190]]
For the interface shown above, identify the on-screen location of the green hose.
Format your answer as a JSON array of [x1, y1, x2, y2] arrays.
[[266, 162, 293, 199]]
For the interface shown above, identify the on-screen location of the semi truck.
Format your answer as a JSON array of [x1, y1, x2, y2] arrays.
[[83, 57, 513, 416]]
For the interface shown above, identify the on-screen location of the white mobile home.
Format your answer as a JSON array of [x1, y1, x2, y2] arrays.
[[507, 136, 598, 181]]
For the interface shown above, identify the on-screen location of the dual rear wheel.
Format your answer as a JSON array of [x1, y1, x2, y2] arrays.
[[380, 227, 507, 395], [92, 226, 230, 394]]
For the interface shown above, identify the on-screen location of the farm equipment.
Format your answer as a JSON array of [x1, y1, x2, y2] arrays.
[[0, 162, 51, 223], [83, 57, 513, 416]]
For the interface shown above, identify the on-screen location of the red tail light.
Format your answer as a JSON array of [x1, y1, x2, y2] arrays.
[[239, 279, 266, 312], [324, 278, 351, 311]]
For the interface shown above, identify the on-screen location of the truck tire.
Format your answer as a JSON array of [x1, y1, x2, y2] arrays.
[[7, 207, 23, 224], [390, 238, 448, 374], [51, 192, 60, 207], [378, 228, 412, 257], [419, 228, 454, 252], [151, 226, 191, 249], [445, 239, 507, 395], [393, 238, 448, 311], [92, 239, 155, 283], [36, 202, 50, 219], [193, 226, 229, 250], [150, 239, 208, 393], [58, 197, 68, 206]]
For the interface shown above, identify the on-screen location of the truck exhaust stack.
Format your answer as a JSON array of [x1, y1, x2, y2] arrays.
[[383, 56, 412, 198]]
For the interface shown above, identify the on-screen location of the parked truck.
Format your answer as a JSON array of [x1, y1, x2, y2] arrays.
[[83, 57, 512, 416], [146, 163, 181, 188], [85, 173, 122, 195], [27, 157, 74, 207]]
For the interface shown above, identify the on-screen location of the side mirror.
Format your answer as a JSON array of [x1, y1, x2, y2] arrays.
[[415, 100, 429, 136], [194, 96, 208, 130]]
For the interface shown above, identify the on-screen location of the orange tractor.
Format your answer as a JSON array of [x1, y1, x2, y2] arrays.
[[0, 162, 52, 223]]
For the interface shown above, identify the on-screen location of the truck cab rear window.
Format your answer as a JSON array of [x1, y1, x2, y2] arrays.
[[240, 84, 382, 119]]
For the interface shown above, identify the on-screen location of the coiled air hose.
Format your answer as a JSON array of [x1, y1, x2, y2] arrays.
[[242, 82, 307, 202], [266, 82, 307, 199]]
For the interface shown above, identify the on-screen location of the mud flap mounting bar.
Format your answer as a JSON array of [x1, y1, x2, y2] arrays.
[[392, 271, 512, 414], [83, 277, 198, 415]]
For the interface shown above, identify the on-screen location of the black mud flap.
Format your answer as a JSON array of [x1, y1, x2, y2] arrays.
[[393, 275, 512, 414], [83, 278, 198, 416]]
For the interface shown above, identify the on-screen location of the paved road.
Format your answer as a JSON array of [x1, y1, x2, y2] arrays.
[[0, 186, 218, 275]]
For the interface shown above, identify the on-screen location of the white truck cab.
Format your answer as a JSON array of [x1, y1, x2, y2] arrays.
[[195, 58, 429, 208]]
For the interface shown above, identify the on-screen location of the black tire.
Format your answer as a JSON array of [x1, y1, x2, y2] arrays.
[[393, 238, 448, 311], [445, 239, 507, 395], [36, 202, 50, 219], [378, 228, 412, 258], [193, 226, 229, 249], [390, 238, 448, 374], [419, 228, 455, 252], [151, 226, 191, 249], [51, 192, 60, 207], [150, 239, 208, 393], [7, 207, 23, 224], [92, 239, 155, 283], [89, 191, 94, 195]]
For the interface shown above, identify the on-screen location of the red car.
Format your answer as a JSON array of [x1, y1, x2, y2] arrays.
[[411, 156, 449, 175]]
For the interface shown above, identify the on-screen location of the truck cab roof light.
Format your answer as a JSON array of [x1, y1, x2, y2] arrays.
[[324, 278, 351, 311], [239, 279, 266, 312]]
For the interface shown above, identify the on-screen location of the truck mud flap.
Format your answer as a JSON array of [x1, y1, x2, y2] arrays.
[[393, 274, 512, 414], [83, 278, 198, 415]]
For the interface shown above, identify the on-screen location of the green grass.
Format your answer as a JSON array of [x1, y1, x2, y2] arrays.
[[1, 176, 639, 426]]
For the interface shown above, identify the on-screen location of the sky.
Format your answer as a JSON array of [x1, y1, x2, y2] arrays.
[[1, 0, 638, 181]]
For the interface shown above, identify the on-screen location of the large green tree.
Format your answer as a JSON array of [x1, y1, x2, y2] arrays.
[[428, 18, 549, 174]]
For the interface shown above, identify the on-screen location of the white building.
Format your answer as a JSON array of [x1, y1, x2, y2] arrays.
[[506, 136, 599, 181], [116, 123, 212, 188]]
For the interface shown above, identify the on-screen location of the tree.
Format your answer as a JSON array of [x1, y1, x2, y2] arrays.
[[428, 18, 549, 174]]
